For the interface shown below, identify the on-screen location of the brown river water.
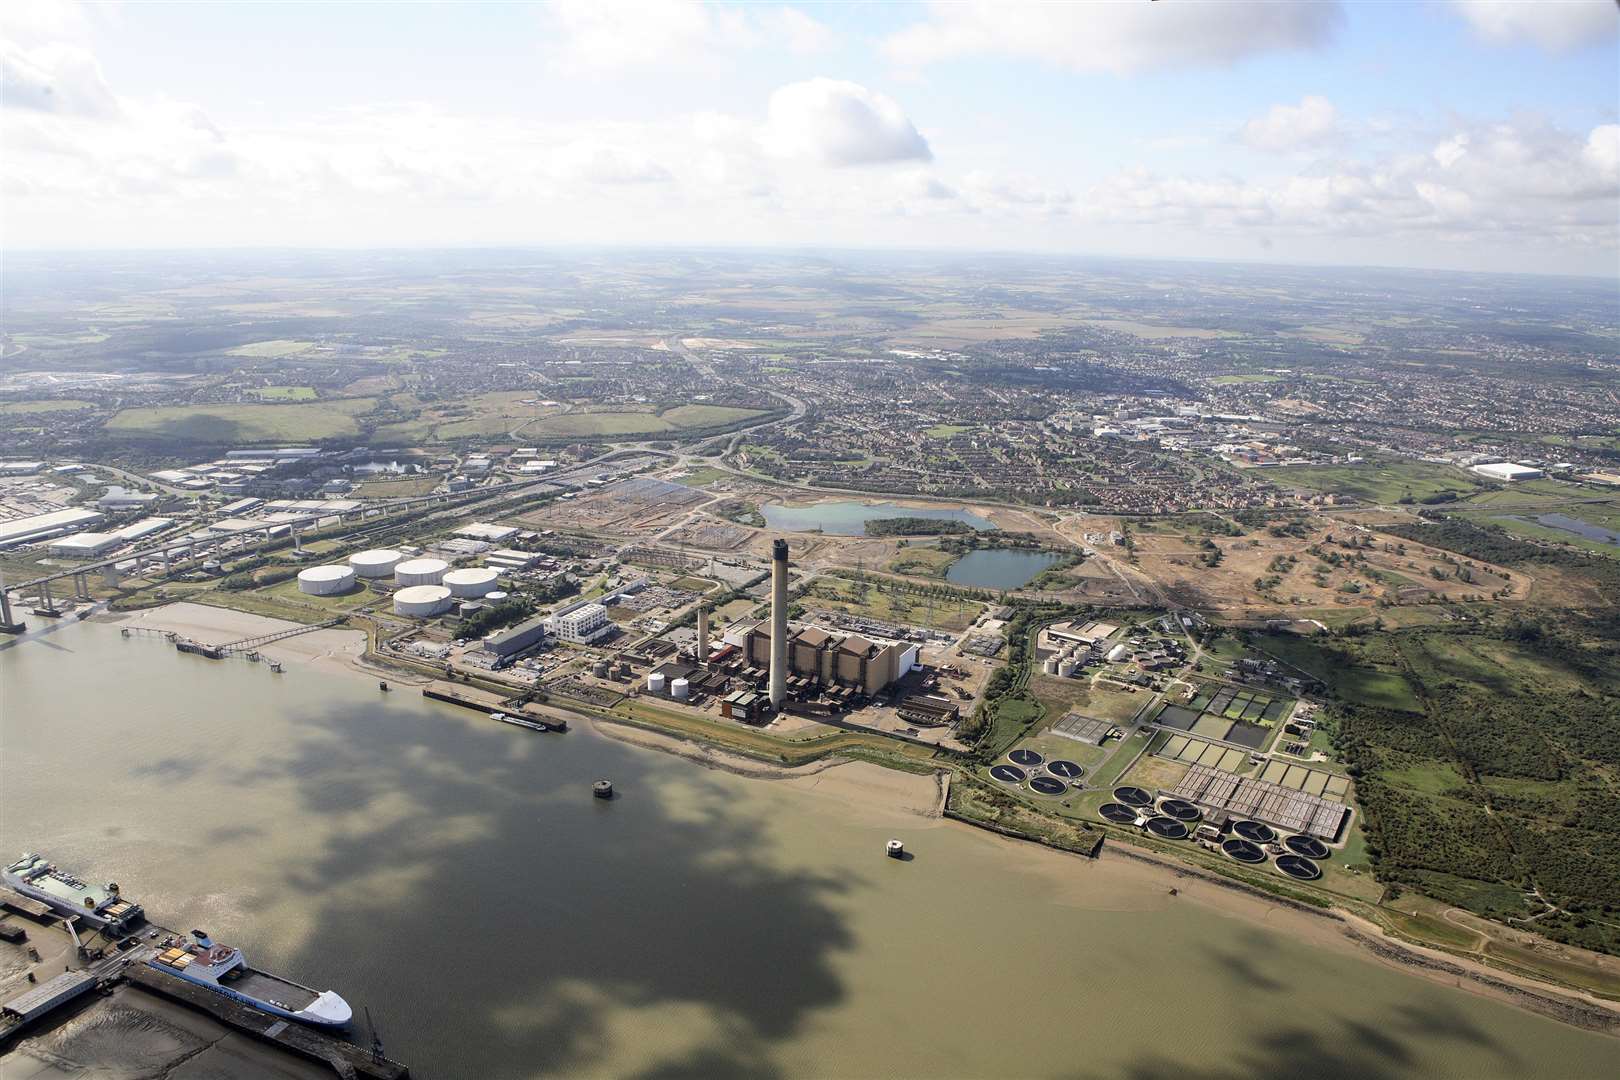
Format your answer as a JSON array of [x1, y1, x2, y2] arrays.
[[2, 621, 1615, 1079]]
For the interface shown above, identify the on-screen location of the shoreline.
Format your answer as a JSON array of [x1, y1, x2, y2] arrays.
[[89, 600, 1620, 1035]]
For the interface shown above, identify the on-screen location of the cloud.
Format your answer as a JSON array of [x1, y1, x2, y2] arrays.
[[761, 78, 931, 166], [884, 0, 1341, 74], [1, 40, 119, 117], [546, 0, 834, 72], [1241, 96, 1338, 152], [1450, 0, 1617, 52], [553, 143, 673, 185]]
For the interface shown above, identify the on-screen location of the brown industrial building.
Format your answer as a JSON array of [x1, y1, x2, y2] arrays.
[[739, 621, 918, 696]]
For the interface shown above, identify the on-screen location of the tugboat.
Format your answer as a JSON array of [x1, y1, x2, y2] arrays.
[[148, 929, 352, 1028]]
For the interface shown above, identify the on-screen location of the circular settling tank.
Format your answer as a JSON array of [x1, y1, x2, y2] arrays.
[[1146, 817, 1189, 840], [1029, 776, 1067, 796], [1283, 835, 1331, 860], [1222, 838, 1267, 864], [989, 765, 1027, 784], [1113, 786, 1153, 807], [349, 548, 403, 578], [1047, 760, 1083, 779], [1275, 854, 1322, 881], [1008, 748, 1044, 767], [1158, 799, 1202, 823], [1099, 803, 1138, 824], [297, 564, 355, 596], [1233, 820, 1276, 844]]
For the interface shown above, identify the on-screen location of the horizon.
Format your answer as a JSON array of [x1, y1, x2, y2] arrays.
[[3, 0, 1617, 276]]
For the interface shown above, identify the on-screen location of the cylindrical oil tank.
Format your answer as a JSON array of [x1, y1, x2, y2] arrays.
[[394, 584, 452, 617], [297, 564, 356, 596], [349, 548, 402, 578], [1058, 659, 1077, 677], [484, 590, 509, 602], [671, 677, 690, 700], [592, 660, 611, 677], [1043, 657, 1058, 675], [647, 672, 666, 693], [395, 557, 449, 586], [443, 567, 500, 598]]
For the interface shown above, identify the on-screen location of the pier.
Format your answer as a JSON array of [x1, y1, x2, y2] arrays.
[[125, 964, 409, 1079], [423, 680, 567, 731]]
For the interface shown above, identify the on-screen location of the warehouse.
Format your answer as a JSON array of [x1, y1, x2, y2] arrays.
[[483, 613, 549, 657], [1472, 461, 1544, 482], [0, 507, 105, 550]]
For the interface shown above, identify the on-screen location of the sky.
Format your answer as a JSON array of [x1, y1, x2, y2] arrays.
[[2, 0, 1617, 276]]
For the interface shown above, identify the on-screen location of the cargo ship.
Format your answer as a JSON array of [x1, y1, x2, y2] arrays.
[[3, 852, 145, 934], [148, 929, 352, 1028]]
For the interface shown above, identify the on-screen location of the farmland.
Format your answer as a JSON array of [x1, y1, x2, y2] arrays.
[[106, 397, 378, 443]]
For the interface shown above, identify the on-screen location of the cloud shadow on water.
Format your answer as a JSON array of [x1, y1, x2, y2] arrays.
[[231, 701, 855, 1077]]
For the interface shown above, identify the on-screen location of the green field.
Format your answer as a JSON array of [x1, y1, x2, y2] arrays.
[[524, 404, 763, 439], [1271, 459, 1481, 505], [1209, 373, 1282, 384], [924, 424, 974, 438], [0, 399, 94, 414], [674, 466, 733, 487], [227, 339, 317, 358], [256, 385, 317, 400], [107, 398, 377, 443]]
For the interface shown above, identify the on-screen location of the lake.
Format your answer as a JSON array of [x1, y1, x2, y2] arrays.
[[1513, 512, 1620, 548], [762, 500, 993, 536], [1, 621, 1615, 1078], [944, 548, 1065, 589]]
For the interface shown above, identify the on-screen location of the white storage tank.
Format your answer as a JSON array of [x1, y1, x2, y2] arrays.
[[647, 672, 666, 693], [1057, 658, 1077, 678], [349, 548, 402, 578], [443, 567, 500, 598], [297, 564, 356, 596], [670, 677, 689, 700], [395, 557, 449, 586], [1043, 657, 1058, 675], [394, 584, 452, 617], [1107, 644, 1130, 663], [484, 590, 509, 602]]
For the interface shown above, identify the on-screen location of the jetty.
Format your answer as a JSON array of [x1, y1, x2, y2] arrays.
[[422, 680, 567, 731]]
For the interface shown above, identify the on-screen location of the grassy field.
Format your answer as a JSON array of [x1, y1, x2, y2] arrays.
[[1252, 632, 1421, 711], [227, 339, 317, 358], [924, 424, 974, 438], [1209, 373, 1282, 384], [804, 575, 983, 632], [673, 466, 733, 487], [1270, 459, 1482, 504], [257, 386, 317, 400], [0, 398, 94, 414], [107, 397, 377, 442], [887, 547, 956, 577]]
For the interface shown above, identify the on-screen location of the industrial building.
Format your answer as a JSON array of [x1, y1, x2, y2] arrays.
[[1472, 461, 1544, 482], [0, 507, 105, 550], [45, 517, 175, 559], [738, 621, 918, 696], [545, 600, 611, 643]]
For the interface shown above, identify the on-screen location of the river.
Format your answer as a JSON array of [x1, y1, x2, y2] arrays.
[[1, 621, 1615, 1079]]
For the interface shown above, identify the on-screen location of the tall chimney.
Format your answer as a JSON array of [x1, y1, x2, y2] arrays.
[[769, 539, 789, 709], [696, 602, 710, 663]]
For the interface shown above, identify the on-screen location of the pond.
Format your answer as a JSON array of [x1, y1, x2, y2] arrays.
[[1513, 512, 1620, 548], [944, 548, 1065, 589], [761, 500, 993, 536]]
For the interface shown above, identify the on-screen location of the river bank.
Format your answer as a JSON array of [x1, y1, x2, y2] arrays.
[[89, 601, 1620, 1039]]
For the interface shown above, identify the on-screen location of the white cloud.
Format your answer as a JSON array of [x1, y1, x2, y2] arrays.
[[1241, 96, 1338, 152], [1585, 125, 1620, 179], [1450, 0, 1617, 51], [545, 0, 834, 72], [1, 40, 118, 117], [761, 78, 931, 166], [885, 0, 1341, 74]]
